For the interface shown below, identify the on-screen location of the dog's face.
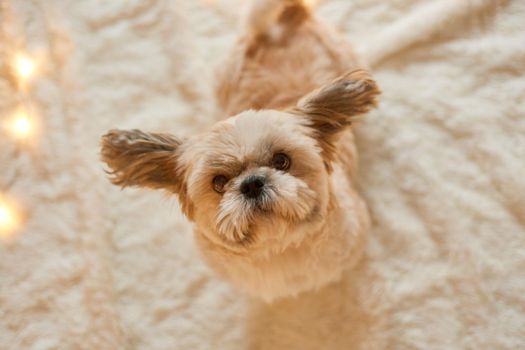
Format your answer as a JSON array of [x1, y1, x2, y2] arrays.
[[101, 70, 379, 253], [179, 110, 326, 251]]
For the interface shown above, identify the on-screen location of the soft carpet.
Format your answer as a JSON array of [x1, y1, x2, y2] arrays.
[[1, 0, 524, 349]]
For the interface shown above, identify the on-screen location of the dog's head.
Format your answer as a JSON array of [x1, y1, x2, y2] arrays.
[[101, 70, 379, 252]]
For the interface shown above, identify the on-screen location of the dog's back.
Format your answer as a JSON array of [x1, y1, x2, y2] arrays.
[[217, 0, 366, 116]]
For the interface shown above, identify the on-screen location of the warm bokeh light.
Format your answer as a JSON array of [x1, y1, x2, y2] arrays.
[[4, 108, 34, 139], [303, 0, 319, 7], [14, 53, 36, 80], [0, 197, 22, 241], [13, 113, 31, 136]]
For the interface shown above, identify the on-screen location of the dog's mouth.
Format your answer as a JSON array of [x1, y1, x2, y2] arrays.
[[216, 196, 316, 246], [251, 192, 274, 213], [215, 197, 268, 245], [215, 177, 317, 246], [215, 206, 322, 255]]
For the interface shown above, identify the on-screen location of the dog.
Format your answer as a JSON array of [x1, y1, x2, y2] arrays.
[[100, 0, 380, 302]]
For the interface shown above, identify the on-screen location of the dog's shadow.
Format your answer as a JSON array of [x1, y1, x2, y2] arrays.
[[243, 257, 383, 350]]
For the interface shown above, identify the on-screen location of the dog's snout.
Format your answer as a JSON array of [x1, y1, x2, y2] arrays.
[[240, 175, 266, 199]]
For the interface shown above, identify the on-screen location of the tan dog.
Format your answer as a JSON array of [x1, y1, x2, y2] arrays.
[[100, 0, 380, 302]]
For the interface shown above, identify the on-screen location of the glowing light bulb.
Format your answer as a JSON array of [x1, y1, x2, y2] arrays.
[[15, 53, 35, 80], [0, 206, 10, 222], [13, 112, 31, 136], [5, 109, 34, 139], [303, 0, 319, 7], [0, 198, 21, 241]]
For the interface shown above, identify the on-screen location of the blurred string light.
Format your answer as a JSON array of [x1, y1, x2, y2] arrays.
[[0, 196, 21, 241], [303, 0, 320, 6], [4, 107, 34, 139], [14, 52, 36, 80], [12, 51, 40, 92], [4, 51, 38, 141], [1, 50, 40, 241]]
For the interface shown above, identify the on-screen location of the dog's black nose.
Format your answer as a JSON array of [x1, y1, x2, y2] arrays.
[[240, 175, 266, 199]]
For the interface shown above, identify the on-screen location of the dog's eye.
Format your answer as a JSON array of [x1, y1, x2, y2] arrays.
[[271, 153, 291, 171], [212, 175, 228, 193]]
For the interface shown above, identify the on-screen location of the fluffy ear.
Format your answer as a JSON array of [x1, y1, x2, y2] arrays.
[[100, 129, 193, 217], [293, 69, 380, 165], [101, 129, 182, 191]]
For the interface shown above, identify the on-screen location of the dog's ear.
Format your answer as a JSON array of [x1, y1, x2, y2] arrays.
[[293, 69, 380, 167], [100, 129, 194, 217]]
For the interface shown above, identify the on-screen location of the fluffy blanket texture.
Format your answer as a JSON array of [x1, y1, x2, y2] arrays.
[[1, 0, 524, 349]]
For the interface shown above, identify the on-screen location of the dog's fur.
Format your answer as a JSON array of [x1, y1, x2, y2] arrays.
[[100, 0, 380, 302]]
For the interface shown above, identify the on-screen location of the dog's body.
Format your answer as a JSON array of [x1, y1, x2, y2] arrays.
[[101, 0, 379, 302], [207, 1, 370, 300]]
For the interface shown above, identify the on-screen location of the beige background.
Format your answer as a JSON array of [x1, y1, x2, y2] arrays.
[[1, 0, 524, 349]]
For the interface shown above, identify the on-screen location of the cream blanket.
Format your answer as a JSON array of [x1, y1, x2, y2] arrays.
[[1, 0, 524, 349]]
